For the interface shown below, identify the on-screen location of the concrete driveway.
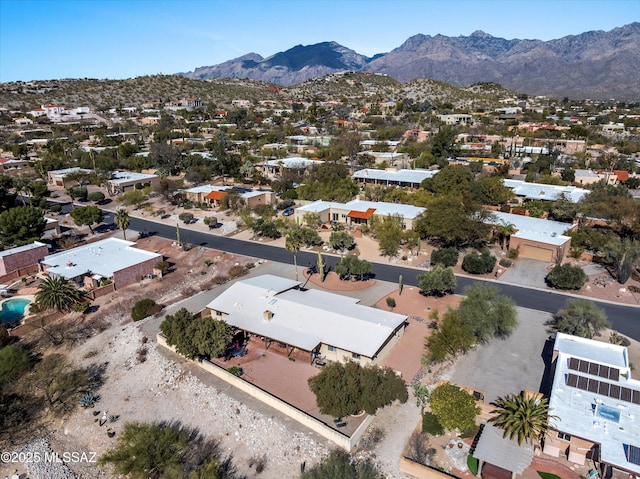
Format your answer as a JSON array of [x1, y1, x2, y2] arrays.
[[500, 258, 552, 288], [448, 307, 553, 403]]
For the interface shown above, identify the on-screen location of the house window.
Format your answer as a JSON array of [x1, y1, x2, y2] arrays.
[[215, 311, 222, 317], [351, 353, 361, 360], [558, 432, 571, 441], [341, 214, 346, 218], [327, 345, 336, 352], [332, 213, 339, 221]]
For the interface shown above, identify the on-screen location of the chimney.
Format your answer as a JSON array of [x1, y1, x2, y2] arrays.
[[263, 310, 273, 321]]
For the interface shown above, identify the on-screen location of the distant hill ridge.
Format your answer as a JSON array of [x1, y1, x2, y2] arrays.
[[179, 23, 640, 100]]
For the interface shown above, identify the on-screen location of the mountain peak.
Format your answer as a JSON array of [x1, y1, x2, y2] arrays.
[[469, 30, 493, 38]]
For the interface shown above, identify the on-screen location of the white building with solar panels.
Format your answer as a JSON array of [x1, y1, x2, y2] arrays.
[[545, 333, 640, 475]]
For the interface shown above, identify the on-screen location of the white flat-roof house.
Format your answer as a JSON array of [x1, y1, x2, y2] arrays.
[[205, 275, 407, 365], [545, 333, 640, 476], [488, 211, 576, 262], [295, 199, 426, 230], [503, 179, 590, 203], [41, 238, 162, 290], [106, 171, 160, 195], [352, 168, 438, 189], [47, 167, 93, 187]]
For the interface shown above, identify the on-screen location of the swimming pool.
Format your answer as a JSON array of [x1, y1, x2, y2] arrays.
[[0, 297, 32, 327], [597, 403, 621, 423]]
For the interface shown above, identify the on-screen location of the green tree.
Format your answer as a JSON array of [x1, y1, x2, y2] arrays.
[[421, 164, 472, 195], [372, 214, 404, 258], [462, 250, 497, 274], [429, 125, 460, 163], [99, 421, 189, 478], [470, 175, 514, 205], [426, 309, 475, 362], [545, 263, 587, 290], [161, 308, 233, 360], [131, 298, 158, 321], [308, 361, 408, 418], [0, 345, 32, 387], [414, 196, 491, 247], [429, 382, 479, 432], [458, 283, 518, 341], [329, 230, 355, 257], [335, 255, 372, 281], [28, 353, 92, 413], [430, 247, 459, 267], [490, 391, 556, 446], [0, 206, 46, 246], [114, 208, 131, 241], [118, 189, 147, 209], [87, 191, 105, 203], [70, 205, 103, 233], [300, 449, 380, 479], [35, 276, 81, 312], [553, 299, 611, 339], [417, 264, 456, 296]]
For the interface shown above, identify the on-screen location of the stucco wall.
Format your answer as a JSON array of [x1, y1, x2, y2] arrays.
[[0, 244, 48, 276], [112, 256, 160, 288]]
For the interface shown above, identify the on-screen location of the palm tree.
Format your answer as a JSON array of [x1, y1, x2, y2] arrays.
[[285, 227, 303, 281], [35, 275, 81, 312], [490, 391, 557, 445], [114, 208, 130, 241]]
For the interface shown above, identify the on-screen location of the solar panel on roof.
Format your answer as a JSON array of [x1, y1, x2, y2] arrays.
[[610, 384, 621, 400], [634, 390, 640, 405], [587, 379, 599, 393], [567, 373, 578, 387], [597, 365, 609, 379], [621, 387, 633, 402], [589, 362, 599, 376], [578, 376, 589, 390], [625, 444, 640, 467], [569, 357, 579, 370], [567, 357, 619, 382], [598, 381, 610, 396], [609, 367, 620, 380], [579, 361, 589, 373]]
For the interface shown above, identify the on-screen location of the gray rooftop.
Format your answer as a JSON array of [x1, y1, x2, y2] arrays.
[[473, 424, 533, 474], [42, 238, 161, 280], [550, 333, 640, 474], [297, 199, 425, 220], [489, 211, 574, 246], [108, 171, 158, 184], [503, 179, 590, 203], [352, 168, 438, 184], [0, 241, 47, 259], [205, 274, 407, 358]]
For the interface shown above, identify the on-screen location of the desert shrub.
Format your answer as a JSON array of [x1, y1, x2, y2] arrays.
[[155, 261, 170, 275], [69, 187, 87, 201], [228, 264, 247, 278], [227, 366, 243, 377], [462, 250, 496, 274], [276, 199, 295, 210], [49, 204, 62, 214], [507, 248, 519, 259], [421, 411, 444, 436], [131, 298, 158, 322], [87, 191, 105, 203], [73, 301, 91, 313], [430, 247, 459, 267], [499, 258, 512, 268], [545, 263, 587, 290], [178, 212, 194, 224], [386, 297, 396, 309], [212, 275, 229, 285], [629, 285, 640, 294]]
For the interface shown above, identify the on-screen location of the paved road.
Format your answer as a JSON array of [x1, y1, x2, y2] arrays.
[[121, 214, 640, 340], [52, 201, 640, 341]]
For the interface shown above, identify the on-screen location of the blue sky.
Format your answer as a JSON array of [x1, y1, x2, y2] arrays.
[[0, 0, 637, 82]]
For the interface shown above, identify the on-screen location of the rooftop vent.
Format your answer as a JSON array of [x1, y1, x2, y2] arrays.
[[263, 310, 273, 322]]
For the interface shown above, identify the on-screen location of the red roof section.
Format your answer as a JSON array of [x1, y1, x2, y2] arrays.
[[347, 208, 376, 219], [614, 170, 630, 182], [205, 190, 228, 201]]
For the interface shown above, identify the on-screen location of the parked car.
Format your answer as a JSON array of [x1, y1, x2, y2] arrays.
[[282, 207, 295, 216]]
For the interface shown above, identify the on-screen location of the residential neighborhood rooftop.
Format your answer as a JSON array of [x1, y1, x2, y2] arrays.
[[549, 333, 640, 475], [503, 179, 590, 203], [42, 237, 161, 280], [0, 241, 47, 258], [205, 274, 407, 358], [352, 168, 438, 184], [489, 211, 574, 246]]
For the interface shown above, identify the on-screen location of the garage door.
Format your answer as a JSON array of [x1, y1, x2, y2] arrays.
[[521, 245, 553, 262]]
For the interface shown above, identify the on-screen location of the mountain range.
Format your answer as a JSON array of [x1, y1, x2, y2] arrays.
[[180, 23, 640, 100]]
